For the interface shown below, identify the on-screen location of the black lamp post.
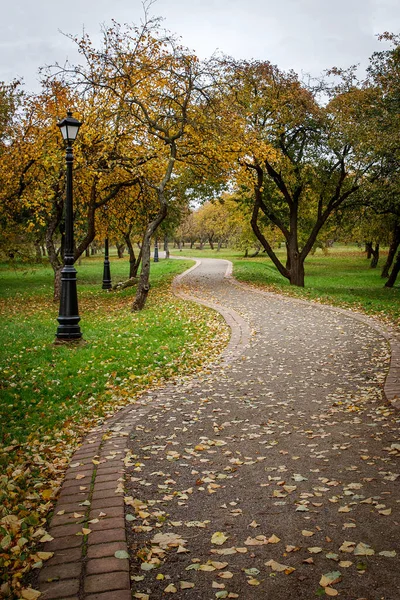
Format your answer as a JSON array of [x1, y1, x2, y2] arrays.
[[55, 111, 83, 342], [102, 236, 112, 289], [154, 236, 159, 262]]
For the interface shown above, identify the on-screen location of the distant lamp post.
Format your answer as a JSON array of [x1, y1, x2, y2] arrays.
[[55, 111, 83, 342], [102, 236, 112, 289], [154, 236, 159, 262]]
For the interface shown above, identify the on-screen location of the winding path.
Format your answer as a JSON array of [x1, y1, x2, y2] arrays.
[[39, 258, 399, 600]]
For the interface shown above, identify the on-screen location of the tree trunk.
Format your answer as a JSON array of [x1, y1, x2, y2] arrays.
[[365, 242, 372, 259], [53, 265, 63, 301], [85, 247, 90, 257], [209, 238, 214, 250], [385, 250, 400, 288], [217, 240, 222, 252], [130, 247, 142, 278], [132, 206, 168, 311], [382, 222, 400, 278], [288, 252, 305, 286], [116, 243, 125, 258], [370, 243, 379, 268], [164, 235, 170, 259], [34, 240, 42, 262]]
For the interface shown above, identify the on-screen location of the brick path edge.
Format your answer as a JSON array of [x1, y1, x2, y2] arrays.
[[37, 257, 251, 599]]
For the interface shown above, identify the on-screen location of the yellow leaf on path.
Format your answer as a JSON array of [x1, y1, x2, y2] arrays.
[[177, 545, 189, 553], [319, 571, 342, 587], [339, 561, 353, 567], [218, 571, 234, 579], [211, 531, 228, 545], [268, 534, 281, 544], [339, 541, 355, 553], [21, 589, 41, 600], [81, 528, 91, 535], [301, 530, 314, 537], [325, 588, 338, 596], [244, 535, 268, 545], [199, 564, 215, 571], [210, 561, 228, 569], [211, 547, 237, 555], [180, 582, 195, 589], [133, 594, 149, 599], [39, 534, 53, 543], [249, 520, 259, 528], [265, 559, 295, 574], [247, 578, 261, 585], [36, 552, 53, 561], [164, 584, 177, 593], [354, 542, 374, 556], [212, 581, 225, 589], [308, 547, 323, 554], [75, 474, 86, 480]]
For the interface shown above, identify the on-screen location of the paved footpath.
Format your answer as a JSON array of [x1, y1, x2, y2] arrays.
[[38, 259, 400, 600]]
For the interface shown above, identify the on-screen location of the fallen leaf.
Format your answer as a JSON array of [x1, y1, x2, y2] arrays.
[[354, 542, 374, 556], [211, 531, 228, 545], [265, 559, 295, 574], [302, 530, 314, 537], [21, 590, 41, 600], [180, 581, 195, 589], [319, 571, 342, 587], [268, 534, 281, 544]]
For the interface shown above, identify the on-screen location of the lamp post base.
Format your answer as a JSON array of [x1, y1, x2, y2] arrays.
[[55, 263, 82, 341]]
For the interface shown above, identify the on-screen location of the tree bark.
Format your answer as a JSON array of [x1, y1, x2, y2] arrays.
[[132, 206, 167, 310], [385, 250, 400, 288], [382, 222, 400, 278], [34, 240, 42, 262], [116, 243, 125, 258], [370, 243, 379, 268], [164, 235, 170, 259], [365, 242, 372, 259]]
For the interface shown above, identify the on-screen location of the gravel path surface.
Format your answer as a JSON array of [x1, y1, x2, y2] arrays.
[[38, 258, 399, 600]]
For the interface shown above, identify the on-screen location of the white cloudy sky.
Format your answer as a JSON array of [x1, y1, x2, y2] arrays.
[[1, 0, 399, 92]]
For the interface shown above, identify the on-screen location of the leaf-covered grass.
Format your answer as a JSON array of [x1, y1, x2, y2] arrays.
[[0, 255, 229, 597], [175, 246, 400, 328]]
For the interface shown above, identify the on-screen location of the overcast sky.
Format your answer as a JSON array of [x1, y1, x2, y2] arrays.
[[1, 0, 399, 92]]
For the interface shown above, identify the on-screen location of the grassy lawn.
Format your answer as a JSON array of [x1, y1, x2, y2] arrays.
[[0, 255, 228, 596], [174, 245, 400, 328]]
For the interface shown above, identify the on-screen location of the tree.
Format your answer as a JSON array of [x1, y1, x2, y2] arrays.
[[59, 12, 207, 310], [217, 59, 381, 286]]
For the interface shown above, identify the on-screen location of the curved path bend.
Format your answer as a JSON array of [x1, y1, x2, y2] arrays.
[[39, 258, 399, 600]]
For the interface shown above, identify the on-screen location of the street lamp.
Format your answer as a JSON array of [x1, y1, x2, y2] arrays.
[[102, 235, 112, 290], [154, 236, 159, 262], [55, 111, 83, 342]]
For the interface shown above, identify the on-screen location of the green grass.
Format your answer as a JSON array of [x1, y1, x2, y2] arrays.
[[172, 245, 400, 327], [0, 256, 228, 447]]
